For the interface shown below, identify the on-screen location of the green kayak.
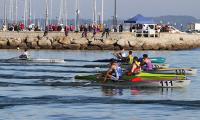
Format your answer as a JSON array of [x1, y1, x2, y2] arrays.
[[75, 72, 189, 88], [75, 72, 186, 82]]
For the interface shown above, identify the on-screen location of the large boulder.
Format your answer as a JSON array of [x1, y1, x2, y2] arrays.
[[80, 44, 88, 50], [8, 38, 22, 48], [26, 37, 39, 48], [38, 37, 52, 49], [129, 39, 144, 50], [103, 39, 116, 45], [0, 38, 8, 48], [52, 41, 63, 49], [101, 45, 115, 50], [90, 40, 104, 47], [58, 36, 72, 45], [86, 45, 102, 50], [71, 38, 88, 45], [30, 41, 39, 49], [117, 39, 129, 47], [63, 44, 81, 50], [142, 42, 159, 50], [116, 39, 130, 49], [128, 39, 137, 47], [26, 36, 38, 43], [171, 43, 189, 50]]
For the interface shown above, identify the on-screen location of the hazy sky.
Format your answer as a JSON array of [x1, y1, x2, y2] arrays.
[[0, 0, 200, 20]]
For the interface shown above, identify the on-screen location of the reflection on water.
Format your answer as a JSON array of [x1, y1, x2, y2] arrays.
[[101, 86, 177, 97], [101, 86, 123, 96]]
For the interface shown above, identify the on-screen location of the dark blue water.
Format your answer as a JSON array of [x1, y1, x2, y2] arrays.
[[0, 49, 199, 120]]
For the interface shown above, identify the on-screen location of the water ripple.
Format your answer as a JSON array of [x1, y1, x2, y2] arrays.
[[0, 68, 99, 73], [0, 95, 200, 109], [0, 74, 71, 80]]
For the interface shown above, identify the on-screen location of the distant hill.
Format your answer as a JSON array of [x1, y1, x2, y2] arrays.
[[151, 15, 200, 31]]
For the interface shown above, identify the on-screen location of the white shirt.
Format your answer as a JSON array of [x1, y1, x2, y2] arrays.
[[121, 52, 127, 57]]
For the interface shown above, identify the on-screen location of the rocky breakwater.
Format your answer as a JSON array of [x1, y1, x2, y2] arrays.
[[0, 32, 200, 50]]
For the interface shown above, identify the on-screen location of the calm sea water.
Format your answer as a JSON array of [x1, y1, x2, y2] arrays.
[[0, 49, 199, 120]]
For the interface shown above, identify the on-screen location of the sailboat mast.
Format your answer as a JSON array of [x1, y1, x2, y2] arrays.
[[9, 0, 14, 23], [28, 0, 32, 25], [93, 0, 97, 24], [101, 0, 104, 24], [59, 0, 63, 24], [64, 0, 68, 26], [113, 0, 117, 29], [45, 0, 49, 29], [15, 0, 18, 24], [24, 0, 27, 27], [75, 0, 79, 31], [50, 0, 52, 24], [4, 0, 7, 26]]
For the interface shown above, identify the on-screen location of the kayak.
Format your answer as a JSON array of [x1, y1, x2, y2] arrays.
[[64, 57, 166, 64], [153, 64, 169, 69], [122, 63, 169, 69], [81, 80, 191, 88], [148, 68, 197, 76], [150, 57, 166, 63], [93, 57, 166, 64], [75, 72, 190, 88], [0, 58, 65, 63], [82, 64, 169, 69]]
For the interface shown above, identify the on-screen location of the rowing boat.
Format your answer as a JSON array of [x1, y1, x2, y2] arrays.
[[150, 57, 166, 63], [93, 57, 166, 64], [75, 72, 190, 88], [122, 63, 169, 69], [0, 58, 65, 63], [148, 68, 197, 76], [82, 64, 169, 69]]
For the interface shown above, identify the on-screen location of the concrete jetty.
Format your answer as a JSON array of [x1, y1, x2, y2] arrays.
[[0, 31, 200, 50]]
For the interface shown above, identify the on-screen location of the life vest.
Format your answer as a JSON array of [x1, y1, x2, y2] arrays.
[[143, 58, 153, 71], [128, 55, 134, 64], [127, 62, 141, 76], [133, 61, 141, 73], [112, 66, 123, 79]]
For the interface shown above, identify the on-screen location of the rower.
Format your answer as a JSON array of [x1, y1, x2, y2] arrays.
[[142, 54, 153, 71], [19, 49, 30, 59], [103, 61, 123, 83], [127, 57, 141, 75], [126, 51, 134, 64], [113, 48, 127, 61]]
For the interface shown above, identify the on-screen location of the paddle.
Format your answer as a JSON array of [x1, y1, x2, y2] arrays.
[[7, 56, 19, 60]]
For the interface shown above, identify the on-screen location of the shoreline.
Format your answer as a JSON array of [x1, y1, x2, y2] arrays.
[[0, 31, 200, 50]]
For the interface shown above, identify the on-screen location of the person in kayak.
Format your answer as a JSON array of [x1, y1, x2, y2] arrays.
[[19, 49, 30, 59], [103, 61, 123, 83], [127, 56, 141, 75], [126, 51, 134, 64], [141, 54, 153, 71], [113, 48, 127, 61]]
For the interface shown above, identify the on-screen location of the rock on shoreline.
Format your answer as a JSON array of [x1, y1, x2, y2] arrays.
[[0, 32, 200, 50]]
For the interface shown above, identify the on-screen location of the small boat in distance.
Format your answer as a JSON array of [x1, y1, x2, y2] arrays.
[[0, 58, 65, 63]]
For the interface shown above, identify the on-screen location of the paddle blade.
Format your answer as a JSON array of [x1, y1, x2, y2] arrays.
[[131, 78, 142, 83]]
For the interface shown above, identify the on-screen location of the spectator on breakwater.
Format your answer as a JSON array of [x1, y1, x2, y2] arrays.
[[119, 24, 123, 32], [102, 26, 110, 38], [82, 26, 88, 38]]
